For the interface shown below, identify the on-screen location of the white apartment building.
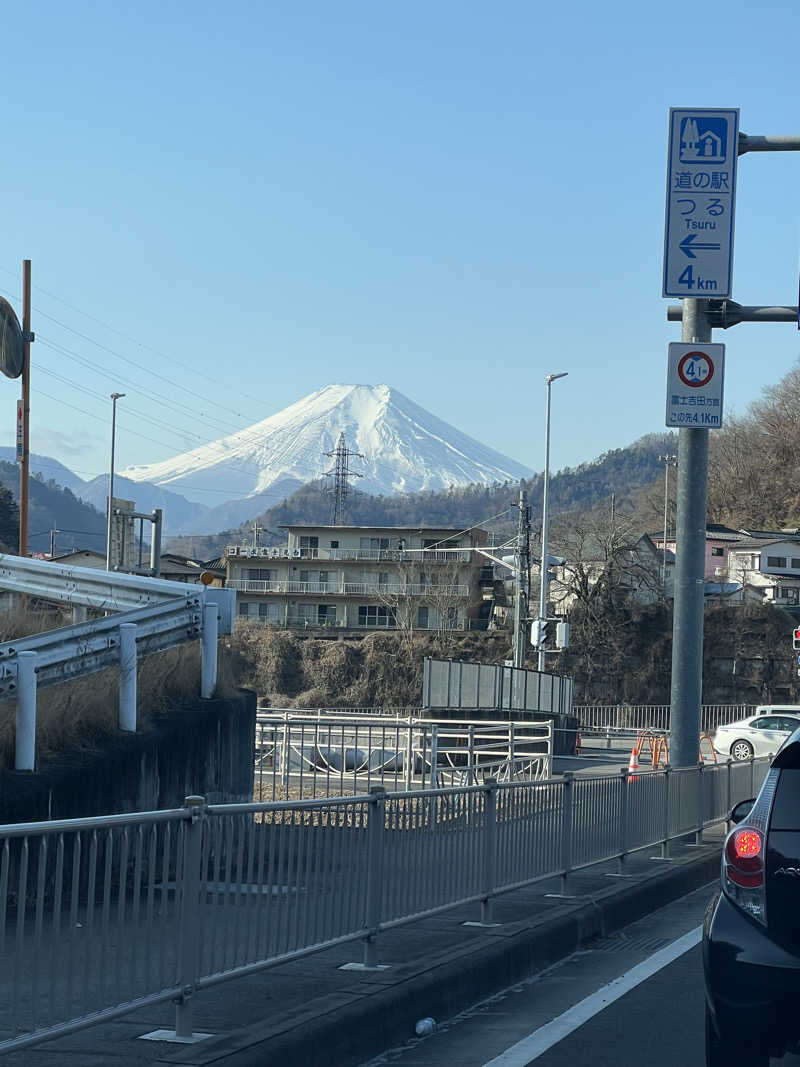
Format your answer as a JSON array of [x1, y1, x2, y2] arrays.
[[226, 524, 490, 631], [727, 538, 800, 606]]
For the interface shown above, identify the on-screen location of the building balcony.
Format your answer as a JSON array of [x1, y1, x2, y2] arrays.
[[225, 546, 472, 563], [235, 615, 487, 632], [229, 579, 470, 597]]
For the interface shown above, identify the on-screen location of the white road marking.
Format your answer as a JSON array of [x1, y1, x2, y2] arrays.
[[482, 925, 702, 1066]]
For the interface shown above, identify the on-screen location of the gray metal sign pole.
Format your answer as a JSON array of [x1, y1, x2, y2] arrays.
[[669, 299, 712, 768], [665, 125, 800, 769]]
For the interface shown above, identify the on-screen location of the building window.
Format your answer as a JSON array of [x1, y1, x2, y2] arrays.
[[238, 602, 249, 616], [299, 536, 319, 558], [317, 605, 336, 624], [359, 537, 390, 551], [319, 571, 329, 588], [711, 547, 724, 557], [246, 568, 276, 581], [767, 556, 787, 568], [792, 559, 800, 569], [330, 541, 339, 549], [258, 603, 280, 619], [417, 606, 429, 628], [358, 605, 396, 627]]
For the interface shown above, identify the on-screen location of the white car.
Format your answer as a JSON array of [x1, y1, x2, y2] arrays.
[[713, 712, 800, 761]]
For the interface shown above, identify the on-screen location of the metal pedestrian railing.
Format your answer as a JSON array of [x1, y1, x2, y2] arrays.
[[254, 713, 553, 800], [575, 703, 756, 733], [0, 756, 770, 1053]]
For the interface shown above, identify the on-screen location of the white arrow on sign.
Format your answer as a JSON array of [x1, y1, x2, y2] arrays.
[[663, 108, 739, 299]]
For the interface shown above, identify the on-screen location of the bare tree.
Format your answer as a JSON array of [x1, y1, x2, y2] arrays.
[[547, 507, 663, 619]]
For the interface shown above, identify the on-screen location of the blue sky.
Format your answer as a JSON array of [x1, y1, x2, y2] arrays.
[[1, 0, 799, 496]]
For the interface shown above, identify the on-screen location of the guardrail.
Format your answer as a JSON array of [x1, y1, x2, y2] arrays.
[[0, 756, 771, 1052], [575, 703, 756, 733], [254, 714, 553, 799], [0, 555, 235, 770]]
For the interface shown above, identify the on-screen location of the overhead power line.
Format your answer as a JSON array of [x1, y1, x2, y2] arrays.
[[0, 267, 267, 418]]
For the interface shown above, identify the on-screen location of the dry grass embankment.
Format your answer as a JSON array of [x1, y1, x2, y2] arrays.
[[227, 625, 512, 709]]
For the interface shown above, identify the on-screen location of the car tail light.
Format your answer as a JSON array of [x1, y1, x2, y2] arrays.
[[722, 769, 778, 926], [725, 829, 764, 887]]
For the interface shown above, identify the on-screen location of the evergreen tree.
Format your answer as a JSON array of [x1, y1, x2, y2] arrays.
[[0, 485, 19, 551]]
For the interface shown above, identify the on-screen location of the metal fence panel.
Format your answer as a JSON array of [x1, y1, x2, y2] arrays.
[[254, 716, 552, 801], [0, 811, 186, 1052], [495, 780, 563, 887], [423, 657, 573, 718], [0, 755, 771, 1054], [571, 775, 621, 868], [575, 704, 756, 733]]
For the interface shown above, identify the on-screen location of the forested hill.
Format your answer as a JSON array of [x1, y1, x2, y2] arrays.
[[168, 432, 675, 558], [0, 462, 106, 556]]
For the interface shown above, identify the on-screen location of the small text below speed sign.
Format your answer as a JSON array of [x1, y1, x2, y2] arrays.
[[666, 342, 725, 428]]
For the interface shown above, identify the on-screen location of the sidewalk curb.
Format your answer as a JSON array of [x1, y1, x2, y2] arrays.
[[161, 846, 721, 1067]]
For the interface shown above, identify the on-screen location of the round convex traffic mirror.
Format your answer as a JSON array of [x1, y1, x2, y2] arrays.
[[0, 298, 24, 379]]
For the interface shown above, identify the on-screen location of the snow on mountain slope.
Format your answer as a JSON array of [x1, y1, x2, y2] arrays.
[[121, 385, 532, 504]]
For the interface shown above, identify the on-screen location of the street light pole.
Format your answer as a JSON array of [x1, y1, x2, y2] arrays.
[[106, 393, 125, 571], [512, 488, 529, 669], [538, 372, 568, 672], [658, 453, 677, 587]]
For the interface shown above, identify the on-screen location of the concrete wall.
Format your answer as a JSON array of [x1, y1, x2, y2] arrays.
[[0, 689, 256, 825]]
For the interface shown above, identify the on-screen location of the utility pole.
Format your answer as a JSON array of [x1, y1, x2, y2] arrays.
[[511, 488, 530, 669], [323, 432, 364, 525], [658, 453, 677, 587], [252, 520, 262, 548], [106, 392, 125, 571], [18, 260, 31, 558], [49, 529, 59, 559], [537, 372, 568, 672]]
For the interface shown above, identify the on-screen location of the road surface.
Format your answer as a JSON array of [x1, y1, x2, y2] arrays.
[[361, 884, 798, 1067]]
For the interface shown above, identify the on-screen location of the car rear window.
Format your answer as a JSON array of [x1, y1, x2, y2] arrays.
[[770, 769, 800, 830]]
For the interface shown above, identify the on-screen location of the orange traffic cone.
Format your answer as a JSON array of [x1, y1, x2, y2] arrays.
[[627, 744, 640, 781]]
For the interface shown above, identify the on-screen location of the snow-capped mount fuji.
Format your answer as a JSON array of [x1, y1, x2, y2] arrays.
[[121, 384, 532, 510]]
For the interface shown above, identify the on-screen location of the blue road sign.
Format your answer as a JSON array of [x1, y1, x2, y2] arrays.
[[663, 108, 739, 299]]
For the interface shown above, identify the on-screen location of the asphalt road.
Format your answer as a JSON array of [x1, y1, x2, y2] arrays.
[[360, 885, 800, 1067]]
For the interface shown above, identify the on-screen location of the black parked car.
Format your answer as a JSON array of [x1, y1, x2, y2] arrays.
[[704, 730, 800, 1064]]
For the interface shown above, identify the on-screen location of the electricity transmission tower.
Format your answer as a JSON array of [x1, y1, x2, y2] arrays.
[[323, 433, 364, 524]]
